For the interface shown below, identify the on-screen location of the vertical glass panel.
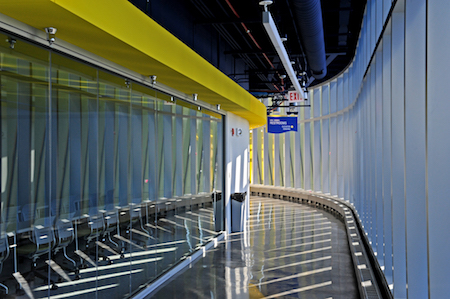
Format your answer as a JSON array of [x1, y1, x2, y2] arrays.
[[0, 32, 224, 299], [273, 134, 280, 186], [0, 36, 55, 298], [212, 116, 224, 232], [97, 70, 131, 298], [182, 107, 191, 195], [249, 130, 253, 184], [210, 122, 218, 191], [278, 133, 285, 187], [127, 83, 160, 293], [173, 106, 183, 197], [267, 133, 275, 185], [211, 120, 221, 231], [289, 130, 296, 187], [53, 54, 100, 299], [196, 112, 203, 193], [156, 100, 165, 199]]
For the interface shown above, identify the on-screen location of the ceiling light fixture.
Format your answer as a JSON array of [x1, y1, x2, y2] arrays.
[[259, 1, 273, 12], [262, 11, 305, 99]]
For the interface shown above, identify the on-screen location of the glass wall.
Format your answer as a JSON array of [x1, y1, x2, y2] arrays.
[[0, 32, 223, 298]]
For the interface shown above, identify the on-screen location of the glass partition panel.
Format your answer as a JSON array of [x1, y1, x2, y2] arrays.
[[211, 120, 223, 232], [279, 133, 285, 187], [96, 70, 132, 298], [0, 35, 54, 298], [0, 31, 224, 299], [53, 53, 105, 299]]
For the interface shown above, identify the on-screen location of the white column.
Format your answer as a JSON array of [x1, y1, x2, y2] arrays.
[[321, 84, 330, 194], [391, 3, 407, 296], [329, 81, 337, 195], [404, 0, 428, 297], [313, 88, 321, 191], [381, 21, 393, 286], [427, 1, 450, 298], [375, 48, 384, 266]]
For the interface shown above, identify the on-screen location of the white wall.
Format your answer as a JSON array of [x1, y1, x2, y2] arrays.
[[251, 0, 450, 297], [224, 112, 250, 233]]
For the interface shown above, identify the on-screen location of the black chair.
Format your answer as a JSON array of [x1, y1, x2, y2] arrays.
[[83, 214, 111, 265], [17, 204, 58, 290], [17, 225, 58, 290], [126, 203, 152, 249], [54, 219, 79, 279], [103, 209, 124, 258]]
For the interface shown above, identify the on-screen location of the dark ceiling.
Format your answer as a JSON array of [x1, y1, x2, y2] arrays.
[[130, 0, 367, 97]]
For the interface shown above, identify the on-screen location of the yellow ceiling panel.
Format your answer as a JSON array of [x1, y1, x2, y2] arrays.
[[0, 0, 267, 128]]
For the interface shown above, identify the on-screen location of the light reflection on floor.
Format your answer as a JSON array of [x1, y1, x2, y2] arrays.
[[152, 196, 359, 299], [10, 206, 217, 299]]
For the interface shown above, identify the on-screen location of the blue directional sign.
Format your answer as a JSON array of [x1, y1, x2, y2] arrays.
[[267, 116, 298, 134]]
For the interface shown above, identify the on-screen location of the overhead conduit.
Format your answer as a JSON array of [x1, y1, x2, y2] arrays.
[[223, 0, 284, 92], [291, 0, 327, 79]]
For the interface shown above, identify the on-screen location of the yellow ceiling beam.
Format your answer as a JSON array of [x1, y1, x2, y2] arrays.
[[0, 0, 267, 128]]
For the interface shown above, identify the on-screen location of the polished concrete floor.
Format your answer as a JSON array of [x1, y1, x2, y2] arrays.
[[151, 196, 358, 299]]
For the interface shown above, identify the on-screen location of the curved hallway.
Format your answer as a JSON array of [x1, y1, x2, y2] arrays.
[[151, 196, 358, 298]]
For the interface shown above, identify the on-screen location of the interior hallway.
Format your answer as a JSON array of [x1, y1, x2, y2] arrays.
[[151, 196, 358, 298]]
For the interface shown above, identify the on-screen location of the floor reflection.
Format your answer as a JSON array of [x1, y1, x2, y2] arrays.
[[152, 196, 359, 299], [6, 203, 217, 299]]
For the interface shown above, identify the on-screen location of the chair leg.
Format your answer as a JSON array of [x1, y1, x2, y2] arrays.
[[140, 219, 152, 236], [63, 247, 80, 280], [63, 247, 76, 269], [107, 233, 119, 248], [0, 282, 8, 295]]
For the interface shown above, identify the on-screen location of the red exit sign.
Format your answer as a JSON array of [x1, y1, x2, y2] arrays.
[[288, 91, 303, 102]]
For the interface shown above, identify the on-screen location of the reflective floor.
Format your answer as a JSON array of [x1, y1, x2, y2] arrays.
[[4, 203, 218, 299], [151, 196, 358, 299]]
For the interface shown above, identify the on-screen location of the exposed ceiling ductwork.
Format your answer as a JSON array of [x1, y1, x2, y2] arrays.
[[130, 0, 366, 95], [290, 0, 327, 79]]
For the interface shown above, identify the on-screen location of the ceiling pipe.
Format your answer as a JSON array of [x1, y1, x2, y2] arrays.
[[223, 0, 284, 91], [290, 0, 327, 79], [224, 0, 275, 69], [262, 10, 305, 98]]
